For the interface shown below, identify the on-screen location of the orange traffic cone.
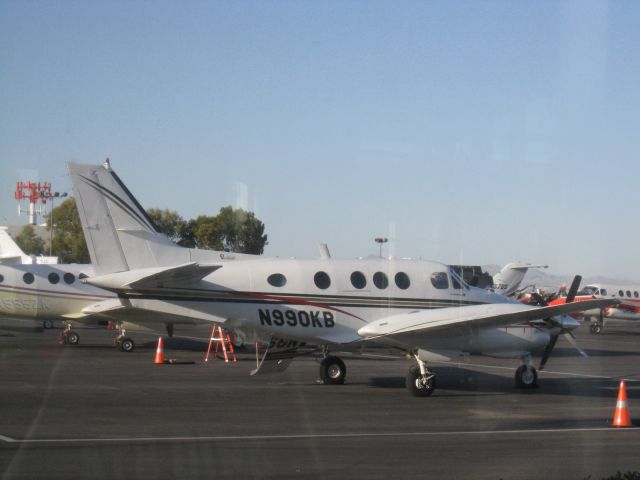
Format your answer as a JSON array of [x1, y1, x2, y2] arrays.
[[154, 337, 166, 364], [612, 380, 633, 427]]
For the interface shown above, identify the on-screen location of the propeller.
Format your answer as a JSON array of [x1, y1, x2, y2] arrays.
[[538, 275, 587, 370]]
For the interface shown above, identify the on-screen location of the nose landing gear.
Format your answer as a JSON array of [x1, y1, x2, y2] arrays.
[[406, 354, 437, 397]]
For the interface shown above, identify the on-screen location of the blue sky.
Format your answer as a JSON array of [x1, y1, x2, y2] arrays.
[[1, 1, 639, 279]]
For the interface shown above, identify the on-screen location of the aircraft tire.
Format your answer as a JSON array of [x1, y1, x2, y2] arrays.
[[119, 337, 135, 353], [43, 319, 54, 329], [319, 356, 346, 385], [66, 331, 80, 346], [590, 324, 602, 334], [515, 365, 537, 389], [406, 366, 436, 397]]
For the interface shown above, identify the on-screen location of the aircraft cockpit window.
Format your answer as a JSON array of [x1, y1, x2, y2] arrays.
[[314, 271, 331, 290], [431, 272, 449, 289], [601, 289, 607, 296], [63, 273, 76, 285], [373, 272, 389, 289], [580, 286, 598, 296], [350, 271, 367, 289], [48, 272, 60, 284], [451, 275, 462, 289], [79, 273, 89, 280], [23, 272, 35, 285], [395, 272, 410, 290], [267, 273, 287, 287]]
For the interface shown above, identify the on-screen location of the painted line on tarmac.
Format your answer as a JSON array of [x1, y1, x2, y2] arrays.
[[1, 427, 638, 445], [443, 361, 613, 380]]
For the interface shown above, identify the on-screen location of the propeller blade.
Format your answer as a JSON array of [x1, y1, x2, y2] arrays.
[[563, 331, 588, 358], [565, 275, 582, 303], [539, 334, 559, 370]]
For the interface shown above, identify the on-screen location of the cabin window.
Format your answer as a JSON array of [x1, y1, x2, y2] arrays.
[[350, 271, 367, 289], [431, 272, 449, 289], [395, 272, 411, 290], [64, 273, 76, 285], [0, 274, 4, 283], [619, 290, 624, 297], [626, 290, 632, 298], [48, 272, 60, 284], [373, 272, 389, 289], [314, 271, 331, 290], [600, 289, 607, 296], [635, 291, 639, 298], [267, 273, 287, 287], [23, 272, 35, 285]]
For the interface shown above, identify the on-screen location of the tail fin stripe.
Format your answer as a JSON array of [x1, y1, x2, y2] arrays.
[[78, 175, 156, 232]]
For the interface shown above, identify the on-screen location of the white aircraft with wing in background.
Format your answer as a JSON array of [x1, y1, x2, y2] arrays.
[[68, 161, 616, 396]]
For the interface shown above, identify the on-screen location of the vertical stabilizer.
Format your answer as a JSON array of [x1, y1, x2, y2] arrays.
[[493, 263, 548, 296], [68, 161, 191, 274]]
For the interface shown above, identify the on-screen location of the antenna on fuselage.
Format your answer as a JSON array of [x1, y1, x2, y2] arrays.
[[319, 243, 331, 259]]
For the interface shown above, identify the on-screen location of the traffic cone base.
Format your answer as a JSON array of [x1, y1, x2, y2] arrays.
[[612, 380, 633, 427], [154, 337, 166, 364]]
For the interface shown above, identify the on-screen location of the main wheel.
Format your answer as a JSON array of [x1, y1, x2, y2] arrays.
[[319, 356, 346, 385], [590, 323, 602, 334], [66, 331, 80, 345], [43, 319, 54, 329], [118, 337, 135, 352], [515, 365, 537, 388], [406, 366, 437, 397]]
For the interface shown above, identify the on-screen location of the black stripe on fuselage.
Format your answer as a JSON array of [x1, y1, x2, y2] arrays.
[[119, 288, 483, 310]]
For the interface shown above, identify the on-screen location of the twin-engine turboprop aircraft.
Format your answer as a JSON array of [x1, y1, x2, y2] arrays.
[[68, 161, 616, 396]]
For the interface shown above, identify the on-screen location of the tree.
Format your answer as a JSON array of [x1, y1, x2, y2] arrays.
[[209, 206, 268, 254], [14, 225, 45, 256], [47, 198, 90, 264], [149, 206, 267, 254], [147, 208, 188, 244]]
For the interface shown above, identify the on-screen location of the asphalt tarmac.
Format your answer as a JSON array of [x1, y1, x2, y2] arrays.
[[1, 322, 640, 479]]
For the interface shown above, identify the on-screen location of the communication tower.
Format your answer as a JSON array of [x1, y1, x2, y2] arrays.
[[15, 181, 52, 225]]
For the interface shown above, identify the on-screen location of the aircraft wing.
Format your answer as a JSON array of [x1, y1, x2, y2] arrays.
[[358, 298, 618, 345]]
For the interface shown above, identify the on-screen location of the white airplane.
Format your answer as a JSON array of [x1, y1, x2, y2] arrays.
[[0, 226, 58, 265], [450, 262, 548, 296], [68, 161, 616, 396]]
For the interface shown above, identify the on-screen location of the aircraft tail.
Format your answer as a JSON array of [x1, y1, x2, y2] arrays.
[[68, 160, 193, 275], [493, 263, 548, 296], [0, 226, 28, 263]]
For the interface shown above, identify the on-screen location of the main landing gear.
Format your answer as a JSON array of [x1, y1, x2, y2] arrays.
[[60, 322, 80, 345], [319, 355, 347, 385], [515, 355, 538, 389], [406, 354, 437, 397], [113, 323, 135, 352]]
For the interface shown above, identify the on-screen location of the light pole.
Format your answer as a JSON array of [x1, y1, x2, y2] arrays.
[[374, 237, 388, 258], [48, 192, 68, 256]]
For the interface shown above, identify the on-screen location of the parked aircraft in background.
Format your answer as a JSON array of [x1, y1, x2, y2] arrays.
[[68, 160, 615, 396], [0, 226, 58, 265], [547, 283, 640, 334], [451, 262, 548, 296]]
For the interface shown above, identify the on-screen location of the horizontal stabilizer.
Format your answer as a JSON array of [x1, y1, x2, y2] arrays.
[[358, 298, 618, 342], [84, 262, 221, 291]]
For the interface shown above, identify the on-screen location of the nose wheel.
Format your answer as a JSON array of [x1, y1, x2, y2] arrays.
[[515, 364, 538, 388]]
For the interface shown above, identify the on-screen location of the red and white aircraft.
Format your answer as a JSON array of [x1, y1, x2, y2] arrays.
[[547, 282, 640, 334]]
